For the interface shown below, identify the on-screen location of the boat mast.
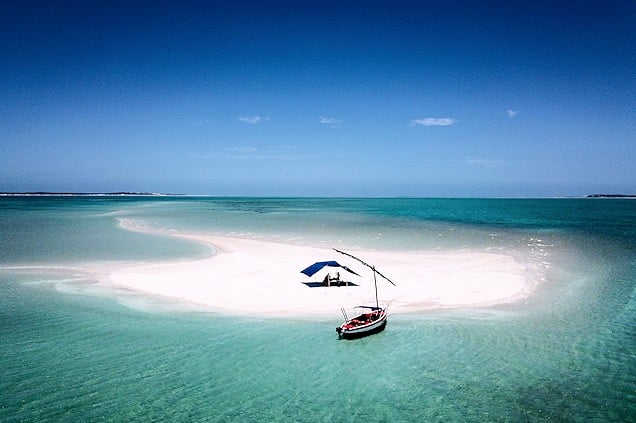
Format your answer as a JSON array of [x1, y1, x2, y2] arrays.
[[372, 265, 379, 308], [333, 248, 396, 310]]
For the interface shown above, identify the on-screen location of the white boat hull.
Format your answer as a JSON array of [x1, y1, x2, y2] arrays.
[[336, 308, 387, 339]]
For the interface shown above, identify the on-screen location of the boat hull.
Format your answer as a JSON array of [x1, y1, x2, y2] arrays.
[[337, 318, 386, 339], [336, 308, 387, 339]]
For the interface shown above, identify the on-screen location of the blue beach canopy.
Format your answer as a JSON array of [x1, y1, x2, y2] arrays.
[[300, 261, 360, 277]]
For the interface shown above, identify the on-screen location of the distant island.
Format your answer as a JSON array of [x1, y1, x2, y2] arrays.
[[587, 194, 636, 198], [0, 192, 181, 197]]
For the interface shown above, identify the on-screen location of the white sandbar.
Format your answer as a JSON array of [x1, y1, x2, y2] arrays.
[[107, 229, 532, 317]]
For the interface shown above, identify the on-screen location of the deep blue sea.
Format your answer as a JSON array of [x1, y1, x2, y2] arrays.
[[1, 197, 635, 422]]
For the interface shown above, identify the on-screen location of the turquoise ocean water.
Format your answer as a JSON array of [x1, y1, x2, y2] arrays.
[[1, 197, 635, 421]]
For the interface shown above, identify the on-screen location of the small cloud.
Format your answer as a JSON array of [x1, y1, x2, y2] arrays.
[[318, 116, 341, 125], [410, 117, 456, 127], [420, 157, 508, 168], [506, 110, 519, 118], [238, 116, 267, 124], [192, 119, 210, 127], [227, 146, 258, 154], [189, 145, 303, 161], [460, 157, 508, 168]]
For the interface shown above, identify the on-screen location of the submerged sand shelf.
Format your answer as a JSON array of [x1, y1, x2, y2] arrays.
[[107, 224, 531, 317]]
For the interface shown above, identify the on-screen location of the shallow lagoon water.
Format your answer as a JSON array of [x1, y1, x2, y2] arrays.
[[1, 197, 635, 421]]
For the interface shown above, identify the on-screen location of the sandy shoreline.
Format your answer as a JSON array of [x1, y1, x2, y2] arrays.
[[107, 222, 531, 317]]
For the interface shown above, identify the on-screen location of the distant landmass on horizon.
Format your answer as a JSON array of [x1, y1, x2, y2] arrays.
[[1, 192, 635, 198], [586, 194, 636, 198], [0, 192, 180, 196]]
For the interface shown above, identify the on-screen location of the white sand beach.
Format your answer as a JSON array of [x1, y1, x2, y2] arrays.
[[108, 223, 531, 317]]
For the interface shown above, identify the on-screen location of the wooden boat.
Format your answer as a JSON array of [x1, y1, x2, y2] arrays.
[[336, 306, 387, 339], [333, 249, 396, 339]]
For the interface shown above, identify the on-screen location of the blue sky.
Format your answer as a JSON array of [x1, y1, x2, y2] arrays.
[[1, 0, 635, 196]]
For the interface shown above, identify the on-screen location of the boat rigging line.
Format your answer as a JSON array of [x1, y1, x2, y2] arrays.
[[333, 248, 396, 286], [333, 248, 396, 309]]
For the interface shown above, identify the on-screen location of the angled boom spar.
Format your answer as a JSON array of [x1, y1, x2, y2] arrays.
[[333, 248, 396, 286]]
